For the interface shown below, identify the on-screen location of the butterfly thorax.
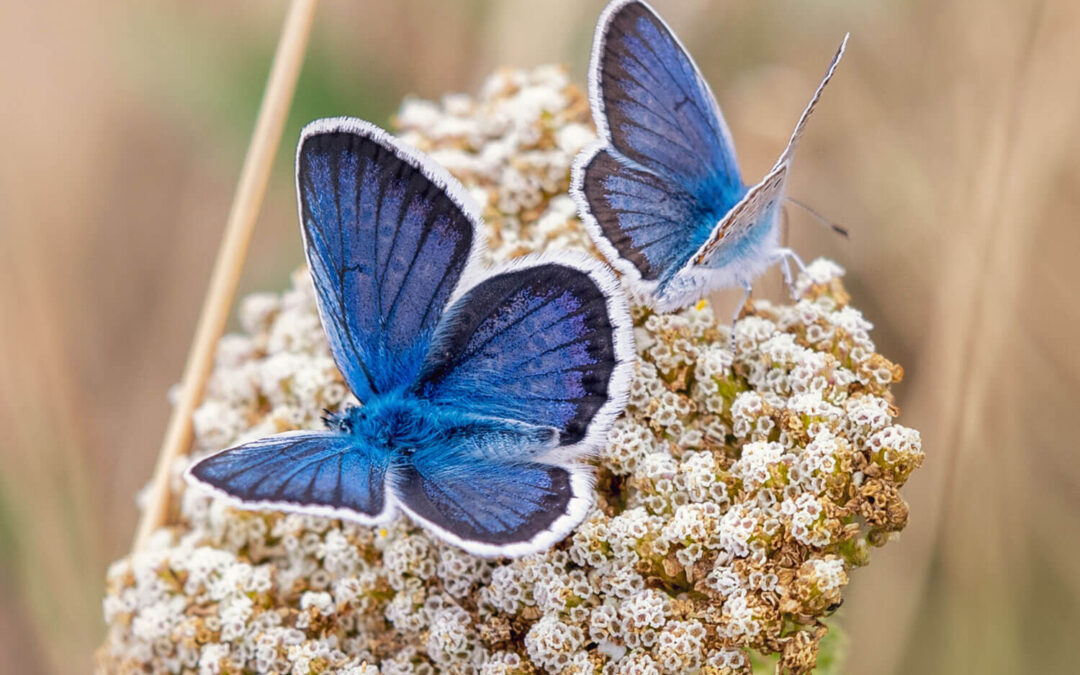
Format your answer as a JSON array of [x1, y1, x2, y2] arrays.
[[324, 393, 442, 457]]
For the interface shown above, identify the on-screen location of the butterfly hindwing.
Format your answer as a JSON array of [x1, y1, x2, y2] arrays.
[[396, 448, 593, 558], [415, 254, 634, 454], [297, 119, 479, 401], [692, 165, 788, 270], [574, 145, 707, 286], [440, 414, 560, 462], [186, 431, 392, 523]]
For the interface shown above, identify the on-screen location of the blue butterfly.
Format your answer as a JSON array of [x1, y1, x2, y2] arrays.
[[571, 0, 848, 319], [186, 118, 635, 557]]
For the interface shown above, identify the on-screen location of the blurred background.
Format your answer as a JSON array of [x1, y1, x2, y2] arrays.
[[1, 0, 1077, 672]]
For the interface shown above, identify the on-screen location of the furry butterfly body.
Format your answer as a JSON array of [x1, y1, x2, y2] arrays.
[[187, 118, 634, 558], [572, 0, 848, 314]]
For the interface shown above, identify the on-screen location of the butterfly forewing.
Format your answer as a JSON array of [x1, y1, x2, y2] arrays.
[[775, 34, 849, 167], [593, 0, 742, 201], [692, 36, 848, 270], [297, 119, 478, 401], [693, 165, 788, 268]]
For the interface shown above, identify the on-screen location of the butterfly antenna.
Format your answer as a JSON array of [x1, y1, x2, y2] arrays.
[[786, 196, 849, 238]]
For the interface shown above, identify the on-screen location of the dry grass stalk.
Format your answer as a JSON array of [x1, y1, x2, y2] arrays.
[[130, 0, 320, 552]]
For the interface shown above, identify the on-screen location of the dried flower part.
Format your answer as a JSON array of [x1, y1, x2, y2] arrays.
[[98, 66, 923, 675]]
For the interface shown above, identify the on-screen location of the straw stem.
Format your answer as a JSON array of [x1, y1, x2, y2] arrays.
[[131, 0, 319, 552]]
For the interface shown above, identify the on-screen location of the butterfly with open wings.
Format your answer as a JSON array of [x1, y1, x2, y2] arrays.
[[186, 118, 634, 558]]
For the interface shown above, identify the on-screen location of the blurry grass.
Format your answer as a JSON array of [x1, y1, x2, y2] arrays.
[[0, 482, 16, 571], [120, 3, 402, 178], [0, 280, 104, 673]]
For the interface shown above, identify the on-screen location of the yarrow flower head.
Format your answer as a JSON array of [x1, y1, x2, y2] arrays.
[[98, 66, 923, 674]]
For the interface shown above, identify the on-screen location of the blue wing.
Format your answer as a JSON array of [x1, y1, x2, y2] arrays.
[[296, 118, 478, 402], [575, 146, 709, 283], [186, 431, 392, 523], [414, 255, 633, 452], [590, 0, 742, 204], [395, 449, 593, 557]]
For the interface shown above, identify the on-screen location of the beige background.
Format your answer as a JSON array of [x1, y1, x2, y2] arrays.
[[1, 1, 1077, 672]]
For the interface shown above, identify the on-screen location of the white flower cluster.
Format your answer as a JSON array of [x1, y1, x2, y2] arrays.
[[396, 65, 596, 262], [98, 67, 923, 675]]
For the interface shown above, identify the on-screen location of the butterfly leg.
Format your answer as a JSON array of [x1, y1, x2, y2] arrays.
[[729, 280, 753, 352], [779, 255, 795, 298], [772, 247, 807, 300]]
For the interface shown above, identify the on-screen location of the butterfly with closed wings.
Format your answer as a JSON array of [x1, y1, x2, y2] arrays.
[[186, 118, 635, 558], [572, 0, 848, 323]]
